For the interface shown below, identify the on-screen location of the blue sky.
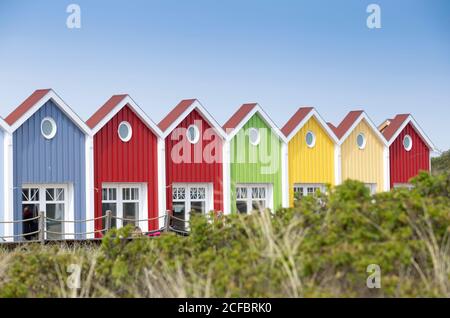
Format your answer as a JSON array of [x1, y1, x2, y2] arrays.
[[0, 0, 449, 151]]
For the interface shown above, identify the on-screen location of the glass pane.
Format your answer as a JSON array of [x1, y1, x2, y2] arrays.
[[102, 203, 117, 230], [22, 189, 29, 202], [123, 188, 130, 201], [191, 201, 205, 215], [236, 201, 248, 214], [46, 188, 55, 201], [56, 188, 64, 201], [109, 188, 117, 200], [172, 202, 186, 231], [46, 203, 64, 240], [119, 123, 129, 139], [123, 202, 138, 227], [102, 188, 108, 201], [22, 204, 39, 240], [42, 120, 54, 136], [252, 200, 266, 211], [130, 188, 139, 200]]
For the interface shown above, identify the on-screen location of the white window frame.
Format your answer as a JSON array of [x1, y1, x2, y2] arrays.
[[403, 134, 412, 151], [101, 183, 148, 232], [293, 183, 326, 201], [186, 124, 200, 144], [172, 183, 213, 225], [41, 117, 57, 140], [118, 121, 132, 142], [21, 184, 74, 239], [235, 183, 273, 214], [364, 183, 377, 195], [393, 183, 414, 190]]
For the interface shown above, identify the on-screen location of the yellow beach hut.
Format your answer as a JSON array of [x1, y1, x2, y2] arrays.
[[329, 111, 389, 194], [282, 107, 340, 206]]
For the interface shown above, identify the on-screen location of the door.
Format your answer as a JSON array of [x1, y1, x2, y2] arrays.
[[21, 185, 72, 240], [171, 183, 212, 231]]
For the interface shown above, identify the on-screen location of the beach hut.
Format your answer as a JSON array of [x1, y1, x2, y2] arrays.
[[86, 95, 165, 235], [329, 111, 389, 193], [158, 99, 226, 230], [223, 103, 288, 214], [379, 114, 435, 189], [282, 107, 339, 205], [5, 89, 93, 240]]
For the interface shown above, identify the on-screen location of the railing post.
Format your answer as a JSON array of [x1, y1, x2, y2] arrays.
[[105, 210, 112, 233], [38, 211, 45, 245], [164, 210, 171, 232]]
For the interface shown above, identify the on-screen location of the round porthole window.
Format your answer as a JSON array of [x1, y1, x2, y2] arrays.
[[118, 121, 132, 142], [403, 135, 412, 151], [41, 117, 57, 140], [186, 124, 200, 144], [357, 133, 366, 149], [249, 128, 260, 146], [305, 131, 316, 148]]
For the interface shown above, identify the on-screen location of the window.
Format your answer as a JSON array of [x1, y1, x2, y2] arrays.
[[172, 184, 211, 231], [293, 184, 325, 201], [393, 183, 414, 190], [403, 135, 412, 151], [235, 184, 271, 214], [186, 125, 200, 144], [357, 133, 366, 149], [364, 183, 377, 195], [41, 117, 57, 140], [21, 185, 71, 240], [102, 184, 145, 231], [118, 121, 132, 142], [305, 131, 316, 148], [248, 128, 260, 146]]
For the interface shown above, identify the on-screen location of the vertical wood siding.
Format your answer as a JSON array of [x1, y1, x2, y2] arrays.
[[165, 109, 223, 212], [93, 105, 159, 233], [287, 116, 335, 205], [0, 130, 4, 237], [340, 119, 385, 192], [389, 122, 430, 187], [229, 113, 283, 213], [13, 100, 86, 236]]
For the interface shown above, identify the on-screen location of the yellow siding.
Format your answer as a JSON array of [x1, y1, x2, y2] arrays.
[[340, 119, 385, 192], [287, 116, 335, 206]]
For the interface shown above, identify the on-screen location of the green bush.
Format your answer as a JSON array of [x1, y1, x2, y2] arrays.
[[0, 172, 449, 297]]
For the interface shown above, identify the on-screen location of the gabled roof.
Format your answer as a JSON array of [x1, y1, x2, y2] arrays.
[[281, 107, 339, 144], [223, 103, 287, 143], [332, 110, 388, 146], [0, 117, 11, 134], [5, 89, 91, 135], [379, 114, 436, 150], [87, 94, 163, 138], [158, 99, 226, 139]]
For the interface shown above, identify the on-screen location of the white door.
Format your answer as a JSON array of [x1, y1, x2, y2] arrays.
[[21, 184, 73, 240], [101, 183, 148, 232], [235, 184, 272, 214], [171, 183, 213, 231]]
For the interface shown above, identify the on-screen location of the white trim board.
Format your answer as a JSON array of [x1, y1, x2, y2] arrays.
[[337, 112, 389, 147], [0, 118, 12, 134], [224, 104, 288, 143], [9, 90, 92, 136], [90, 95, 163, 138], [161, 100, 227, 140], [284, 108, 339, 145], [385, 115, 436, 151]]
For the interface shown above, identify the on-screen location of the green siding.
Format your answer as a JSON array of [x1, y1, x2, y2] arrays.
[[230, 113, 283, 213]]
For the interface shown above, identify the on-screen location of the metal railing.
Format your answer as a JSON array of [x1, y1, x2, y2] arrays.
[[0, 210, 191, 244]]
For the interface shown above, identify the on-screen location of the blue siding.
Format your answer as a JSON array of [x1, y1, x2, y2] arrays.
[[0, 130, 4, 237], [13, 100, 86, 238]]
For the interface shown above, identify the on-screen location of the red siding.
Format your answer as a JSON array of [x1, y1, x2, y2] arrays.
[[165, 109, 224, 212], [93, 105, 159, 235], [389, 122, 430, 187]]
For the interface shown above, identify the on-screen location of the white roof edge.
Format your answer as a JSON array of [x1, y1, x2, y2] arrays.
[[338, 112, 389, 146], [285, 108, 339, 144], [225, 104, 287, 143], [10, 89, 93, 136], [161, 99, 227, 140], [387, 115, 436, 151], [0, 117, 12, 134], [91, 95, 164, 139]]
